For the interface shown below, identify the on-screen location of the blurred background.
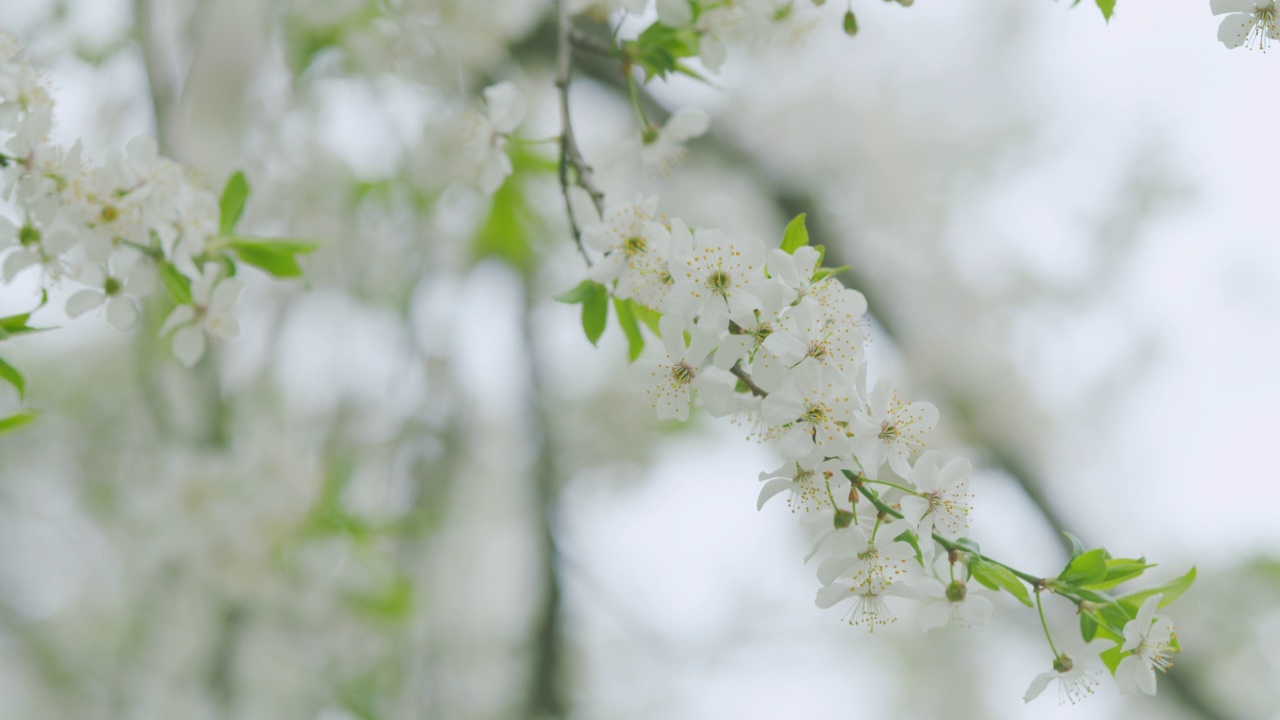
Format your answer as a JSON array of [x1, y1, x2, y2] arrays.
[[0, 0, 1276, 719]]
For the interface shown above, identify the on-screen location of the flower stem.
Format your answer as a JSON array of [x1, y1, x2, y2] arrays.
[[1036, 588, 1060, 660]]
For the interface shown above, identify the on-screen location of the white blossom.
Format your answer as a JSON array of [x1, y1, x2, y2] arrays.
[[627, 314, 738, 421], [664, 221, 767, 320], [1212, 0, 1278, 50], [849, 379, 938, 477], [1023, 638, 1115, 704], [899, 451, 973, 543], [159, 264, 245, 367], [915, 578, 992, 632], [760, 358, 859, 458], [465, 81, 526, 194], [1115, 594, 1178, 695], [756, 454, 848, 513]]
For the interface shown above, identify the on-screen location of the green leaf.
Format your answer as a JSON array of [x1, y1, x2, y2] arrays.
[[346, 577, 414, 622], [158, 262, 194, 304], [553, 279, 600, 305], [582, 283, 608, 346], [811, 265, 850, 282], [1080, 611, 1098, 643], [1082, 558, 1155, 590], [1063, 531, 1086, 559], [627, 22, 701, 81], [632, 304, 663, 335], [228, 236, 319, 279], [1117, 567, 1196, 612], [472, 175, 535, 272], [0, 356, 24, 401], [0, 409, 37, 435], [0, 290, 50, 339], [613, 298, 645, 362], [219, 171, 250, 235], [970, 558, 1033, 606], [1095, 0, 1115, 22], [1059, 548, 1108, 586], [781, 213, 810, 254], [894, 529, 923, 566]]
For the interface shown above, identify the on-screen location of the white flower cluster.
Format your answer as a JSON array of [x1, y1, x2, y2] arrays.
[[576, 192, 965, 622], [0, 41, 242, 366], [572, 191, 1181, 701]]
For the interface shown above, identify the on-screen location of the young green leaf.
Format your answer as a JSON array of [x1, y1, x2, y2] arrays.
[[228, 237, 319, 279], [1080, 611, 1098, 642], [219, 171, 251, 235], [1117, 567, 1196, 612], [781, 213, 810, 255], [632, 303, 663, 335], [1096, 0, 1115, 22], [0, 357, 24, 401], [1082, 558, 1155, 590], [1059, 548, 1108, 586], [1062, 531, 1086, 559], [613, 298, 645, 362], [553, 279, 601, 305], [158, 262, 194, 304], [969, 558, 1033, 606], [0, 290, 50, 338], [0, 409, 37, 435], [582, 283, 608, 346]]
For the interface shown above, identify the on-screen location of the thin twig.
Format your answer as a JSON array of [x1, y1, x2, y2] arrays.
[[730, 361, 768, 398], [555, 0, 604, 267]]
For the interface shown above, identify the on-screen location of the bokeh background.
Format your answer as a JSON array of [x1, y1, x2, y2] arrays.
[[0, 1, 1276, 719]]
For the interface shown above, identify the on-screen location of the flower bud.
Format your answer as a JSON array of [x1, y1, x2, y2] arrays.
[[833, 508, 854, 529], [945, 580, 967, 603], [843, 10, 858, 36]]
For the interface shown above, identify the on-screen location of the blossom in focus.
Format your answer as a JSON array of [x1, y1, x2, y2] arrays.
[[761, 358, 859, 458], [466, 81, 526, 194], [1211, 0, 1278, 49], [628, 314, 738, 421], [1116, 594, 1178, 695], [849, 379, 938, 477], [899, 451, 973, 543], [664, 219, 766, 320], [1023, 638, 1115, 704]]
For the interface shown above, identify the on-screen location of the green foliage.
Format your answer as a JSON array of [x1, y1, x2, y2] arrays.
[[625, 22, 701, 81], [0, 356, 24, 401], [0, 410, 37, 435], [158, 262, 194, 304], [1096, 0, 1116, 22], [1059, 548, 1108, 585], [1117, 566, 1196, 612], [613, 298, 645, 361], [228, 237, 320, 279], [1063, 531, 1086, 559], [0, 291, 49, 340], [554, 280, 608, 346], [346, 576, 414, 622], [219, 171, 250, 235], [780, 213, 810, 254], [970, 557, 1033, 606]]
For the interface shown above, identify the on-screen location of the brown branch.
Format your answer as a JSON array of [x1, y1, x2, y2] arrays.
[[555, 0, 603, 268], [730, 361, 768, 398]]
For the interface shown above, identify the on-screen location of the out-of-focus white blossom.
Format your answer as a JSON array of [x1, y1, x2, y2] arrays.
[[466, 81, 526, 194], [160, 264, 245, 367]]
